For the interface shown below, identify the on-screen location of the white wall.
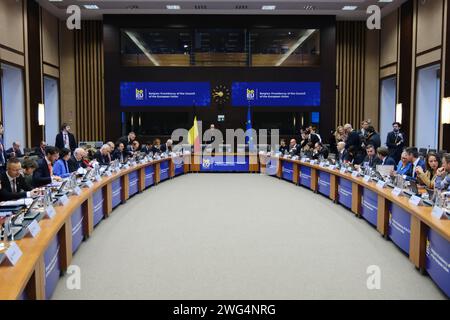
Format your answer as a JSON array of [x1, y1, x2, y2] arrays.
[[379, 77, 396, 146], [415, 64, 440, 149], [44, 76, 60, 145], [1, 63, 26, 149]]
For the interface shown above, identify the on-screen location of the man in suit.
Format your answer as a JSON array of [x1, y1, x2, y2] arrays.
[[55, 123, 77, 152], [0, 122, 8, 174], [118, 132, 136, 147], [6, 141, 23, 159], [140, 141, 153, 155], [386, 122, 406, 163], [35, 141, 47, 158], [68, 148, 87, 172], [336, 141, 348, 164], [405, 147, 426, 181], [312, 142, 329, 160], [361, 145, 381, 170], [112, 142, 129, 163], [0, 158, 39, 201], [94, 144, 112, 165], [376, 147, 397, 167], [344, 124, 361, 151], [288, 139, 301, 156], [160, 139, 173, 153], [151, 138, 162, 155], [33, 146, 62, 187], [300, 129, 320, 150], [365, 126, 381, 151]]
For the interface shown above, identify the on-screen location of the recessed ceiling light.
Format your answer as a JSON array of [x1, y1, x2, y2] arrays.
[[166, 5, 181, 10], [304, 5, 315, 10], [378, 0, 393, 2], [262, 5, 276, 10], [49, 0, 63, 2], [83, 4, 99, 10], [342, 6, 358, 10]]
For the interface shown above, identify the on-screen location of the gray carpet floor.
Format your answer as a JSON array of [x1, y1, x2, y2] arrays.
[[52, 173, 447, 299]]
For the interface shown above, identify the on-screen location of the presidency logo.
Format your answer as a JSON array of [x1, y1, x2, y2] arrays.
[[202, 158, 211, 169], [246, 88, 255, 101], [135, 89, 144, 101]]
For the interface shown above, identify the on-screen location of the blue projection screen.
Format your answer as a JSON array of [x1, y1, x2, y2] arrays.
[[232, 82, 321, 107], [120, 82, 211, 107]]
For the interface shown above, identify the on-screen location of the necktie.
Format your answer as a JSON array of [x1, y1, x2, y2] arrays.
[[48, 163, 53, 177], [12, 179, 16, 193], [65, 161, 69, 173], [0, 143, 4, 165]]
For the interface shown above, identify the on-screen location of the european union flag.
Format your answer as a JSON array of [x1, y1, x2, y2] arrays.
[[245, 104, 255, 151]]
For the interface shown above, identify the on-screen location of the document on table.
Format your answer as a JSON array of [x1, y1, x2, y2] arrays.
[[0, 198, 33, 207], [376, 165, 394, 177]]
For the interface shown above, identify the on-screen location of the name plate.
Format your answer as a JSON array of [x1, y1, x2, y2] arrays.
[[95, 175, 102, 182], [432, 206, 445, 219], [4, 242, 22, 266], [409, 195, 422, 206], [73, 186, 82, 196], [319, 163, 326, 168], [59, 195, 69, 206], [106, 171, 112, 177], [123, 164, 130, 170], [85, 181, 94, 188], [392, 187, 402, 196], [329, 165, 336, 170], [310, 160, 316, 164], [301, 158, 307, 162], [352, 171, 359, 178], [363, 175, 371, 182], [27, 220, 41, 238], [340, 168, 347, 174], [45, 205, 56, 219], [376, 180, 386, 189]]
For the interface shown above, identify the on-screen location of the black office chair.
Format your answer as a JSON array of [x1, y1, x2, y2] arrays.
[[418, 148, 427, 157]]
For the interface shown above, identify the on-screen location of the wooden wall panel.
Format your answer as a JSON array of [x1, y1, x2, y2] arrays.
[[0, 0, 24, 53], [336, 21, 366, 127], [41, 9, 59, 68], [416, 0, 444, 54], [74, 21, 105, 142]]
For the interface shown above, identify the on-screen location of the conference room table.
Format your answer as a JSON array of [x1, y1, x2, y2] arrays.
[[260, 154, 450, 297], [0, 153, 448, 299], [0, 155, 189, 300]]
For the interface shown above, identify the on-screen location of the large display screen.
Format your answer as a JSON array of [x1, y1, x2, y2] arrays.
[[231, 82, 321, 107], [120, 82, 211, 107]]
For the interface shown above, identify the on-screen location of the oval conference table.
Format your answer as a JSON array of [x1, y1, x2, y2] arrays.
[[0, 153, 448, 299]]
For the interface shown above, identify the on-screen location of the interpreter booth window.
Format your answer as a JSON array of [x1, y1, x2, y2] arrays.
[[415, 64, 440, 150], [379, 77, 396, 144], [0, 63, 26, 149], [120, 28, 320, 67], [44, 76, 60, 144]]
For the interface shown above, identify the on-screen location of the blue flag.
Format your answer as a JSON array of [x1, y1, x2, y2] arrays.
[[245, 105, 255, 151]]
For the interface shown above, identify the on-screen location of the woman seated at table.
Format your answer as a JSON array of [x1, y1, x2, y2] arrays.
[[53, 148, 71, 178], [395, 151, 412, 175], [415, 152, 441, 189]]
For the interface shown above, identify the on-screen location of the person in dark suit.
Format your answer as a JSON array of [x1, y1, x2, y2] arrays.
[[344, 124, 361, 151], [288, 139, 301, 156], [33, 146, 61, 187], [365, 126, 381, 151], [160, 139, 173, 153], [361, 145, 381, 169], [55, 123, 77, 152], [386, 122, 406, 164], [112, 142, 129, 163], [405, 147, 426, 181], [140, 141, 153, 155], [0, 122, 8, 174], [0, 158, 39, 201], [35, 141, 47, 158], [6, 141, 23, 159], [151, 138, 162, 154], [346, 145, 365, 165], [376, 147, 397, 167], [336, 142, 348, 164], [22, 158, 38, 190], [118, 132, 136, 147], [312, 142, 329, 160], [279, 139, 289, 154], [94, 144, 112, 165], [300, 129, 320, 150], [68, 148, 88, 172]]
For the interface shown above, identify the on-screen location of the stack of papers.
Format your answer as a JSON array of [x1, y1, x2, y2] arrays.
[[0, 198, 33, 207]]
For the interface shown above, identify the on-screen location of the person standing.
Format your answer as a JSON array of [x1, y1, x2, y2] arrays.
[[0, 122, 7, 174], [55, 123, 77, 152], [386, 122, 406, 164]]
